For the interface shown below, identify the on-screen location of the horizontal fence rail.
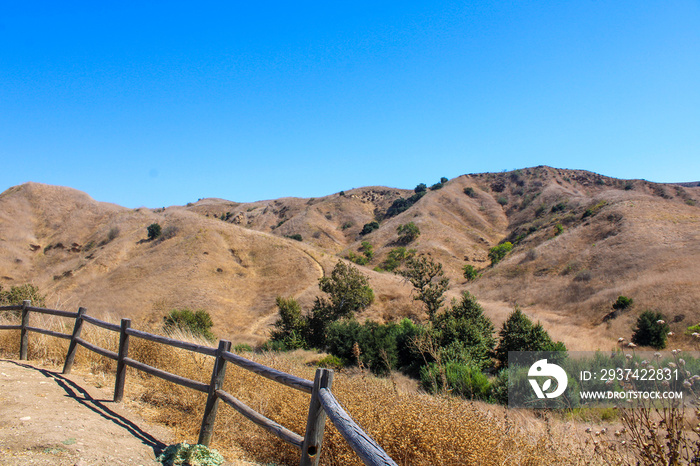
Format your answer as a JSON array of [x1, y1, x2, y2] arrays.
[[0, 299, 397, 465]]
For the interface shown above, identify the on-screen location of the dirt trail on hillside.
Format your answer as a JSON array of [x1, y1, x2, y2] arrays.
[[0, 359, 172, 465]]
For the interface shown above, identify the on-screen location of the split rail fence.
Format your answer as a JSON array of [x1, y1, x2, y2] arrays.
[[0, 300, 396, 466]]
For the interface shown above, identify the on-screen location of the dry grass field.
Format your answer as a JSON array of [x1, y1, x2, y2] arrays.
[[0, 313, 594, 465]]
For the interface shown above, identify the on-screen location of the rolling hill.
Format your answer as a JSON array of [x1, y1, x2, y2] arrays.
[[1, 166, 699, 350]]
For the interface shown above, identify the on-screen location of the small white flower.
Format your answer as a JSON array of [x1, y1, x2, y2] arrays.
[[626, 354, 633, 359], [618, 337, 625, 342], [684, 380, 692, 389], [668, 332, 675, 336], [654, 352, 662, 358], [668, 362, 677, 369], [657, 320, 666, 324], [627, 342, 637, 348]]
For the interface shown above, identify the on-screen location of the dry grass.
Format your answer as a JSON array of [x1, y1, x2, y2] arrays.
[[0, 314, 591, 465]]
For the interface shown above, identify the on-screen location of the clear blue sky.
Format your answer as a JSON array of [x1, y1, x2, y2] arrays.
[[1, 1, 698, 208]]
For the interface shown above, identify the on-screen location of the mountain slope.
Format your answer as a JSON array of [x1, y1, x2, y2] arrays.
[[1, 167, 699, 349]]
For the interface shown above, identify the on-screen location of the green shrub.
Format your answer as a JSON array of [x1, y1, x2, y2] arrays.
[[462, 264, 479, 281], [612, 295, 633, 310], [631, 310, 669, 349], [414, 183, 427, 193], [341, 221, 354, 230], [497, 196, 508, 206], [147, 223, 162, 240], [0, 284, 46, 309], [463, 187, 477, 198], [316, 355, 344, 370], [285, 234, 303, 242], [420, 362, 491, 400], [232, 343, 253, 352], [157, 442, 224, 466], [380, 247, 415, 272], [397, 222, 420, 244], [359, 221, 379, 235], [554, 223, 564, 236], [163, 309, 215, 341], [488, 242, 512, 265]]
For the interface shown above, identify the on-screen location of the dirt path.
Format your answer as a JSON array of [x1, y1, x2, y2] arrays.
[[0, 359, 173, 465]]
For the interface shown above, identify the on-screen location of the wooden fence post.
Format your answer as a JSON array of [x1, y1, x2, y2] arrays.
[[63, 307, 87, 374], [19, 300, 31, 360], [114, 318, 131, 402], [300, 368, 334, 466], [198, 339, 232, 446]]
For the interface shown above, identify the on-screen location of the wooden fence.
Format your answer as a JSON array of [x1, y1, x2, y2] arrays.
[[0, 300, 396, 466]]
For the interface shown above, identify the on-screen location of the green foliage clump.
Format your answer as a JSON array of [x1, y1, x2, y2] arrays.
[[632, 310, 669, 349], [494, 307, 566, 367], [463, 187, 477, 198], [163, 309, 215, 341], [612, 295, 633, 311], [414, 183, 427, 193], [420, 361, 491, 400], [429, 177, 449, 191], [554, 223, 564, 236], [232, 343, 253, 352], [285, 233, 303, 241], [488, 242, 512, 265], [359, 221, 379, 236], [380, 246, 416, 272], [399, 255, 450, 319], [551, 201, 567, 213], [0, 284, 46, 308], [346, 241, 375, 266], [396, 222, 420, 244], [462, 264, 479, 281], [316, 354, 344, 370], [147, 223, 162, 240], [157, 442, 224, 466], [270, 262, 374, 350], [385, 190, 426, 218], [497, 196, 508, 206]]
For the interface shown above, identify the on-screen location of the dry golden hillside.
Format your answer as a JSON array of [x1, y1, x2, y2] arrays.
[[1, 167, 699, 350]]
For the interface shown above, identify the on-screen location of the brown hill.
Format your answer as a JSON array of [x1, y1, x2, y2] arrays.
[[1, 167, 699, 350]]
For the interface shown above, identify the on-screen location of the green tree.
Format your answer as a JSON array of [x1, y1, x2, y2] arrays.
[[163, 309, 215, 341], [494, 307, 566, 367], [414, 183, 427, 193], [488, 242, 513, 265], [400, 255, 450, 320], [632, 310, 669, 349], [432, 292, 495, 370], [269, 297, 308, 349], [397, 222, 420, 244], [147, 223, 162, 240]]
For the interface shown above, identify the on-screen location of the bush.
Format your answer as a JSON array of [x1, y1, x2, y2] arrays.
[[399, 255, 450, 319], [420, 362, 491, 400], [414, 183, 427, 193], [163, 309, 215, 341], [233, 343, 253, 352], [631, 310, 669, 349], [316, 355, 344, 370], [613, 295, 633, 311], [147, 223, 162, 240], [285, 234, 303, 242], [554, 223, 564, 236], [360, 221, 379, 235], [397, 222, 420, 244], [463, 187, 477, 198], [0, 284, 46, 309], [462, 264, 479, 281], [497, 196, 508, 206], [381, 246, 415, 272], [488, 242, 512, 265]]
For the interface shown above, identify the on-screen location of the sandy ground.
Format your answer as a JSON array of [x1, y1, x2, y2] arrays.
[[0, 358, 173, 466]]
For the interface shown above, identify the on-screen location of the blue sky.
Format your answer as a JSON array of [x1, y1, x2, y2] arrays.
[[1, 1, 698, 208]]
